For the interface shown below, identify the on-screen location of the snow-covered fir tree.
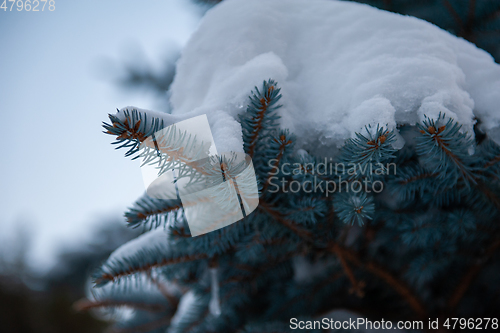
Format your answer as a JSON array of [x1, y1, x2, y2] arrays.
[[79, 0, 500, 332]]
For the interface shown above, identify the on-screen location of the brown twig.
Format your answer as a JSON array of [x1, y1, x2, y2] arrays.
[[330, 243, 365, 298], [247, 86, 275, 158], [331, 244, 426, 318], [95, 254, 208, 285], [147, 272, 179, 308], [127, 203, 182, 225], [484, 154, 500, 169], [399, 172, 437, 185], [442, 0, 463, 28], [476, 180, 500, 210], [428, 126, 476, 183], [424, 125, 500, 209], [259, 201, 426, 318], [261, 133, 293, 193], [447, 236, 500, 311], [258, 201, 313, 241]]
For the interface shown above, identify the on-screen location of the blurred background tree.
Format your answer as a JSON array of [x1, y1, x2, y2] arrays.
[[0, 219, 139, 333]]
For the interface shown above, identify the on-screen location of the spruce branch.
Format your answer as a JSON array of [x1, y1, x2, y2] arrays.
[[258, 201, 314, 241], [442, 0, 465, 30], [139, 122, 213, 182], [398, 172, 437, 185], [334, 192, 375, 226], [261, 129, 294, 193], [224, 258, 291, 284], [103, 109, 165, 159], [125, 195, 182, 229], [167, 292, 211, 333], [182, 307, 211, 333], [416, 113, 476, 185], [104, 108, 212, 185], [339, 125, 396, 180], [93, 253, 208, 287], [259, 201, 426, 318], [239, 79, 282, 158], [331, 243, 365, 297], [96, 77, 500, 329], [484, 154, 500, 169], [479, 139, 500, 176], [475, 180, 500, 210], [146, 272, 180, 308], [334, 245, 427, 319], [286, 197, 328, 225]]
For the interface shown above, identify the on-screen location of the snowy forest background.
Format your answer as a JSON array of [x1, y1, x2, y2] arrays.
[[1, 0, 500, 332]]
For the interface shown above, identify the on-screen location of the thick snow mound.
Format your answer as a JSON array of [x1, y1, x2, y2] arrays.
[[168, 0, 500, 152]]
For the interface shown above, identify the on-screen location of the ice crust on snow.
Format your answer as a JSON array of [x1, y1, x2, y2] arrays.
[[162, 0, 500, 152]]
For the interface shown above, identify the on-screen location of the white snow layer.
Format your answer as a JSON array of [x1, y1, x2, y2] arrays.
[[107, 228, 169, 263], [163, 0, 500, 152]]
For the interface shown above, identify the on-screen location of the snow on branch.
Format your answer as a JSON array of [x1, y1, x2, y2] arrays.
[[92, 229, 207, 287], [169, 0, 500, 151]]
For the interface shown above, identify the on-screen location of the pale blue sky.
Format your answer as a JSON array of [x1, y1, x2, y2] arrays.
[[0, 0, 202, 272]]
